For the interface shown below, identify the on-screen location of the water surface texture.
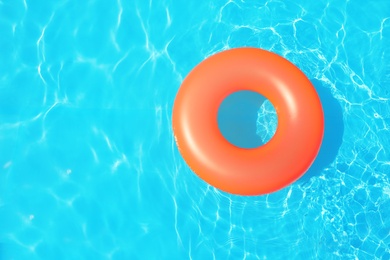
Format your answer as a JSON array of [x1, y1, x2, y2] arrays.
[[1, 0, 390, 259]]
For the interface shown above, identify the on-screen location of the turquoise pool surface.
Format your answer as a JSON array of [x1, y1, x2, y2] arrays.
[[1, 0, 389, 259]]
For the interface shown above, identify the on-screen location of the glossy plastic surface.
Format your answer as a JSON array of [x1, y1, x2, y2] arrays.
[[172, 48, 324, 196]]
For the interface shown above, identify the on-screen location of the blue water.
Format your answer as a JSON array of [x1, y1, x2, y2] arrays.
[[1, 0, 389, 259]]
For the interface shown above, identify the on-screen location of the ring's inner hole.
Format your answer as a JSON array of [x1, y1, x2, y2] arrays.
[[217, 90, 278, 149]]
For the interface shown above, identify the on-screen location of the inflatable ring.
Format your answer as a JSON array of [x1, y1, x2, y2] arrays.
[[172, 48, 324, 196]]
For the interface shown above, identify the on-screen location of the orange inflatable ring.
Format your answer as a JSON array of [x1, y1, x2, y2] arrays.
[[172, 48, 324, 196]]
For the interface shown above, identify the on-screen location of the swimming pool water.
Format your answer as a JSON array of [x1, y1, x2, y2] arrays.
[[0, 0, 389, 259]]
